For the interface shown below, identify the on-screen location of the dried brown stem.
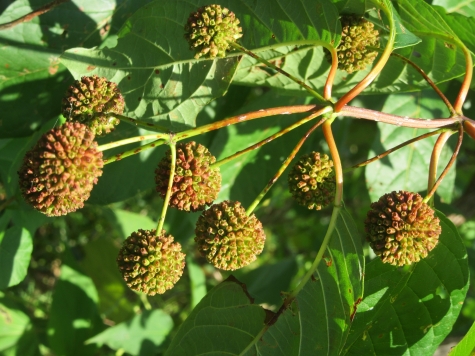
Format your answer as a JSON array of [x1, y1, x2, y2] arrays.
[[0, 0, 69, 30]]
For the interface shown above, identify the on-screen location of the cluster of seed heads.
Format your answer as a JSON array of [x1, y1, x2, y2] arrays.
[[18, 6, 443, 297]]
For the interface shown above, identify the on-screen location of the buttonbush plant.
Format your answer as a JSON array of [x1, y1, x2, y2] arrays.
[[1, 0, 475, 355]]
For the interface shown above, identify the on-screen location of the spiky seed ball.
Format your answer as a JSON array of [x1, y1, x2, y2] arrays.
[[195, 200, 266, 270], [326, 15, 380, 73], [18, 122, 103, 217], [61, 75, 125, 136], [288, 152, 336, 210], [185, 4, 243, 59], [365, 191, 441, 266], [155, 141, 221, 212], [117, 229, 185, 295]]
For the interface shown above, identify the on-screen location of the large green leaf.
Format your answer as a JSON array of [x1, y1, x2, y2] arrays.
[[0, 293, 39, 356], [0, 226, 32, 289], [86, 309, 174, 355], [166, 209, 364, 355], [59, 0, 340, 130], [365, 91, 455, 203], [343, 211, 469, 355], [165, 276, 267, 355], [47, 263, 104, 356], [0, 0, 118, 137]]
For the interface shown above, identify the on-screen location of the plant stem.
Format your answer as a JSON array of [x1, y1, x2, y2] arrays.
[[334, 4, 396, 112], [287, 120, 343, 299], [454, 44, 473, 114], [98, 134, 168, 152], [156, 142, 176, 234], [390, 52, 456, 116], [347, 128, 447, 171], [324, 46, 338, 100], [0, 0, 69, 30], [174, 105, 318, 141], [245, 115, 328, 215], [424, 125, 463, 203], [116, 114, 169, 132], [103, 138, 166, 164], [139, 293, 152, 310], [212, 106, 333, 169], [339, 106, 462, 129], [427, 131, 453, 206], [230, 42, 328, 104]]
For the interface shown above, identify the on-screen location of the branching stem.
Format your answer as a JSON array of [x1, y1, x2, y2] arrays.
[[211, 106, 333, 169], [116, 114, 169, 132], [245, 114, 329, 215], [390, 52, 456, 116], [103, 138, 166, 164], [98, 134, 168, 152]]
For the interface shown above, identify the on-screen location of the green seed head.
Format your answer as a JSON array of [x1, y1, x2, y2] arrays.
[[365, 191, 441, 266], [155, 141, 221, 212], [327, 14, 380, 73], [184, 4, 243, 59], [117, 229, 186, 295], [18, 122, 103, 217], [288, 152, 335, 210], [195, 200, 266, 270], [62, 75, 125, 136]]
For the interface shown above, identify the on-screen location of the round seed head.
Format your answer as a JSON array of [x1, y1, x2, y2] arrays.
[[195, 200, 266, 270], [288, 152, 335, 210], [155, 141, 221, 212], [184, 4, 243, 59], [365, 191, 441, 266], [18, 122, 103, 217], [117, 229, 185, 295], [326, 14, 380, 73], [62, 75, 125, 136]]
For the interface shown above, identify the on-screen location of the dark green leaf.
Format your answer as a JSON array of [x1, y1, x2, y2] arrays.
[[344, 211, 469, 355], [165, 276, 267, 355], [47, 263, 104, 356], [86, 309, 173, 355], [0, 226, 32, 289]]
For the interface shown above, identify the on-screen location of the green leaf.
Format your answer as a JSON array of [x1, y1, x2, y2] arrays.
[[187, 257, 207, 308], [344, 211, 469, 355], [432, 0, 475, 17], [365, 91, 455, 203], [0, 296, 39, 356], [449, 321, 475, 356], [86, 309, 174, 355], [165, 276, 267, 355], [47, 263, 104, 356], [0, 0, 118, 137], [234, 257, 298, 306], [0, 226, 32, 289], [111, 208, 156, 238], [79, 236, 135, 323]]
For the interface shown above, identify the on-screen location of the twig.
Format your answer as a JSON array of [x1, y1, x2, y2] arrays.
[[156, 141, 176, 234], [347, 129, 447, 170], [424, 125, 463, 202], [427, 131, 453, 205], [0, 0, 69, 30], [390, 52, 456, 116]]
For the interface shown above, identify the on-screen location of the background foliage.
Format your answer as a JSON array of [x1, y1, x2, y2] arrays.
[[1, 0, 475, 355]]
